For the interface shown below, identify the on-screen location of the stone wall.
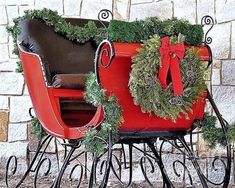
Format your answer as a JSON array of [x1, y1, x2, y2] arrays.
[[0, 0, 235, 184]]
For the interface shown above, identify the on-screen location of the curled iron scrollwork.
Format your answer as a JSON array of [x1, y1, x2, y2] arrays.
[[69, 164, 84, 188], [201, 15, 214, 45], [33, 157, 52, 188], [98, 9, 113, 29], [5, 156, 18, 188], [95, 40, 115, 83], [140, 155, 155, 188], [173, 160, 194, 186]]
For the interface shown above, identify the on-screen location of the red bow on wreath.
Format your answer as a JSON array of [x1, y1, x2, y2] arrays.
[[158, 37, 185, 96]]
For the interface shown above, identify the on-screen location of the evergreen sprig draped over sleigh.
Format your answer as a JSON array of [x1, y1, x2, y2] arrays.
[[7, 8, 204, 72]]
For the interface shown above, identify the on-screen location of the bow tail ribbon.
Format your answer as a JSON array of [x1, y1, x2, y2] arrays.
[[158, 55, 170, 88], [158, 37, 185, 96], [169, 57, 184, 96]]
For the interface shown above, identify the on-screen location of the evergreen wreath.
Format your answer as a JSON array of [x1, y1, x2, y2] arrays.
[[6, 8, 107, 72], [84, 73, 123, 155], [129, 34, 206, 121]]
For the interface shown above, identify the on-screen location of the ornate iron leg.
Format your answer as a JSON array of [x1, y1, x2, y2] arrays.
[[88, 129, 113, 188], [207, 89, 231, 188], [5, 135, 53, 188], [110, 143, 133, 187], [52, 140, 82, 188], [146, 140, 172, 188], [177, 136, 208, 188]]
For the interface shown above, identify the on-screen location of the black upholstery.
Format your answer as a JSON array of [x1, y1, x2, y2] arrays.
[[18, 18, 108, 84]]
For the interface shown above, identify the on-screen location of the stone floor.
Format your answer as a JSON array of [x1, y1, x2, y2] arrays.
[[1, 174, 235, 188]]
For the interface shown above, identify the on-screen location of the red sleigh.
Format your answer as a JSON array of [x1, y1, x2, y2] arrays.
[[6, 10, 231, 188]]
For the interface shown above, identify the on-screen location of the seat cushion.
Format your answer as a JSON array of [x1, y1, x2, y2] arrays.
[[52, 74, 88, 89]]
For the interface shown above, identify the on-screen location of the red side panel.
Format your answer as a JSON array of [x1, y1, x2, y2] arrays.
[[98, 42, 207, 132], [19, 47, 104, 139]]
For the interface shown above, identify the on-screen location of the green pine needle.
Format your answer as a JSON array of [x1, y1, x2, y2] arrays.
[[84, 73, 123, 156], [31, 117, 47, 139], [196, 113, 235, 148]]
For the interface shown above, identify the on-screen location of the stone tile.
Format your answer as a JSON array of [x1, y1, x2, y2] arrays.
[[5, 0, 34, 5], [130, 0, 172, 21], [184, 133, 198, 144], [114, 0, 130, 20], [0, 72, 24, 95], [81, 0, 113, 20], [197, 0, 215, 23], [198, 134, 210, 154], [10, 96, 32, 122], [64, 0, 81, 16], [203, 23, 230, 60], [231, 21, 235, 59], [156, 140, 173, 152], [8, 123, 28, 142], [212, 86, 235, 123], [207, 158, 226, 184], [204, 65, 212, 81], [6, 5, 19, 26], [174, 0, 196, 24], [0, 44, 9, 62], [35, 0, 63, 15], [0, 25, 8, 43], [131, 0, 153, 4], [222, 60, 235, 85], [212, 68, 220, 85], [23, 84, 29, 95], [0, 60, 17, 71], [0, 111, 8, 141], [120, 162, 146, 182], [0, 0, 6, 5], [8, 36, 18, 58], [212, 59, 221, 69], [0, 6, 7, 25], [0, 96, 9, 109], [0, 141, 28, 158], [184, 158, 207, 184], [19, 5, 34, 16], [216, 0, 235, 23], [161, 153, 184, 182]]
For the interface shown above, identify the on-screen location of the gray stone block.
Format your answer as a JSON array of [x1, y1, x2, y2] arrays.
[[8, 123, 28, 142], [174, 0, 196, 24], [216, 0, 235, 23], [212, 68, 221, 86], [64, 0, 81, 16], [212, 86, 235, 123], [222, 60, 235, 85], [0, 96, 9, 110], [10, 96, 32, 122], [130, 0, 172, 21], [0, 73, 24, 95], [81, 0, 112, 20], [204, 23, 230, 59], [0, 6, 7, 24]]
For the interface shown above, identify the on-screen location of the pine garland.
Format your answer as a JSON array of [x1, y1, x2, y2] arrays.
[[6, 8, 107, 72], [108, 17, 204, 46], [84, 73, 123, 155], [195, 113, 235, 148], [129, 34, 206, 121], [31, 117, 47, 139]]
